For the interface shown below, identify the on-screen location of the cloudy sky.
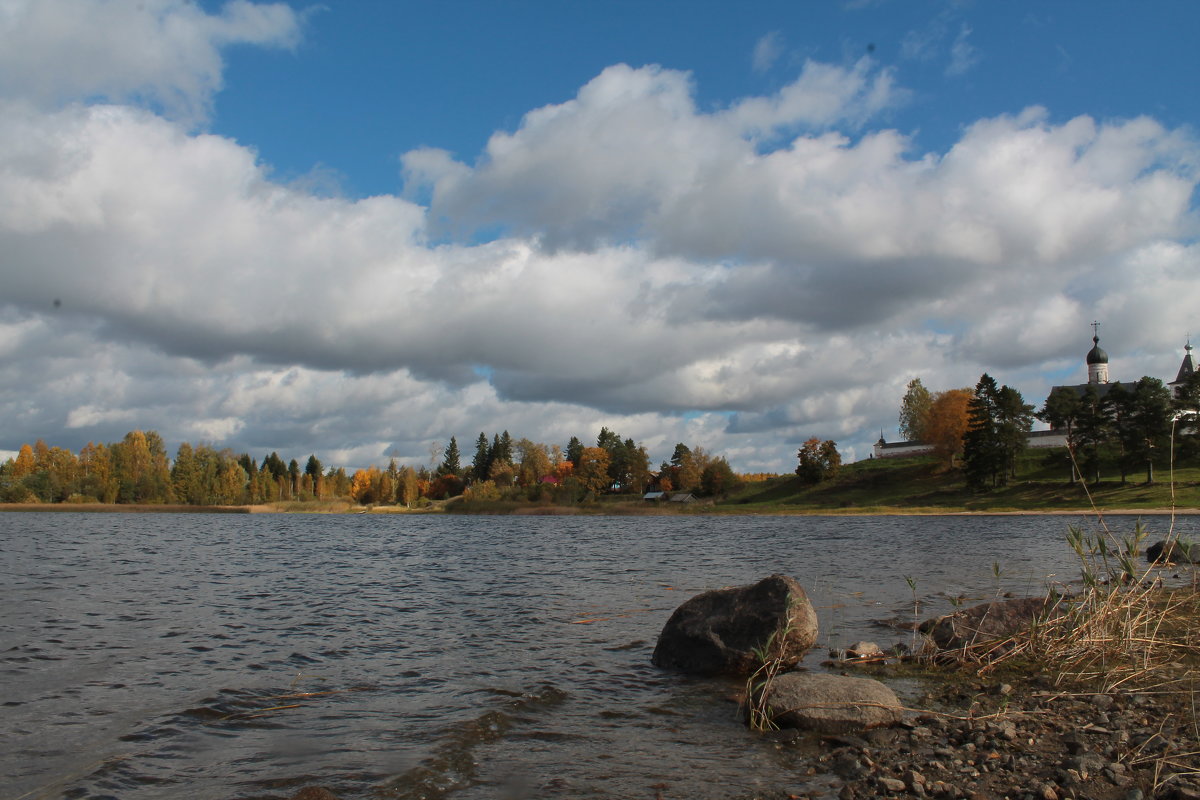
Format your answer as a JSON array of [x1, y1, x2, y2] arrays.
[[1, 0, 1197, 473]]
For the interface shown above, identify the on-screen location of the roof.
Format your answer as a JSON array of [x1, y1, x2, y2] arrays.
[[1049, 381, 1127, 400], [1173, 343, 1196, 385], [1086, 335, 1109, 365]]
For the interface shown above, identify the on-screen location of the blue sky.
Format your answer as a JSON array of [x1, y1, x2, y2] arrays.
[[0, 0, 1197, 473], [210, 2, 1200, 198]]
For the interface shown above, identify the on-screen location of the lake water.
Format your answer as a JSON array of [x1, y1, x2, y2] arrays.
[[4, 511, 1198, 800]]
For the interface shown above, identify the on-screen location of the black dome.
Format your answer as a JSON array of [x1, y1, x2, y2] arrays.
[[1086, 336, 1108, 365]]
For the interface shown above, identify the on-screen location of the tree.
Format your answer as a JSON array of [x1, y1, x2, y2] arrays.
[[994, 384, 1035, 480], [305, 455, 323, 498], [796, 438, 841, 485], [1038, 386, 1084, 482], [899, 378, 933, 441], [924, 388, 973, 468], [1174, 371, 1200, 460], [439, 436, 461, 476], [565, 436, 584, 470], [516, 438, 552, 487], [699, 457, 739, 497], [1073, 384, 1109, 484], [12, 444, 34, 479], [398, 465, 419, 507], [1114, 377, 1173, 483], [472, 432, 491, 482], [575, 447, 612, 494], [963, 375, 1004, 490]]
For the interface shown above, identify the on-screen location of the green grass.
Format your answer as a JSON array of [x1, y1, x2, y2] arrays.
[[716, 448, 1200, 514]]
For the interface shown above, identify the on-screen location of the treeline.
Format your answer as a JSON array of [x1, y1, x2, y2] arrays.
[[899, 370, 1200, 490], [0, 426, 744, 507]]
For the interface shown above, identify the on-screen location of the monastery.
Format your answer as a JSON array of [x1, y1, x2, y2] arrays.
[[874, 326, 1196, 459]]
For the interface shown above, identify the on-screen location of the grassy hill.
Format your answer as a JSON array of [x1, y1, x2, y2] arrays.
[[717, 448, 1200, 514]]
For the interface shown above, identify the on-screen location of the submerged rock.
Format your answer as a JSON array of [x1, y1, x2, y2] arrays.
[[919, 597, 1062, 652], [1147, 539, 1199, 564], [759, 673, 902, 734], [651, 574, 818, 677]]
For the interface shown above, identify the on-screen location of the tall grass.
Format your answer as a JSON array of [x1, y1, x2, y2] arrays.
[[963, 438, 1200, 693]]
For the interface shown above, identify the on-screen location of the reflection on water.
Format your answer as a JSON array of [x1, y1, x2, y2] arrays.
[[2, 511, 1196, 798]]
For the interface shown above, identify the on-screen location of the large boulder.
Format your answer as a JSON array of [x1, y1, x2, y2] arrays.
[[651, 574, 818, 677], [1147, 539, 1199, 564], [758, 673, 902, 733], [919, 597, 1062, 652]]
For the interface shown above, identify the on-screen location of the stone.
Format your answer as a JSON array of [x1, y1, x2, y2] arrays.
[[651, 574, 818, 676], [1147, 540, 1200, 564], [760, 672, 903, 734], [846, 641, 885, 659], [289, 789, 340, 800], [919, 597, 1062, 652]]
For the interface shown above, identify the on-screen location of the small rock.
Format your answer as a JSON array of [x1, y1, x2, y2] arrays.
[[1039, 784, 1059, 800], [847, 641, 885, 658], [879, 776, 907, 792], [290, 789, 340, 800]]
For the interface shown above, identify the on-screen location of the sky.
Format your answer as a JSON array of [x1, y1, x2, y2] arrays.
[[1, 0, 1198, 474]]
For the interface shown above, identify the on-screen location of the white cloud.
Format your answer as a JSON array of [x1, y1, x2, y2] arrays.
[[0, 11, 1197, 473], [752, 31, 784, 73], [0, 0, 301, 124], [946, 24, 980, 76]]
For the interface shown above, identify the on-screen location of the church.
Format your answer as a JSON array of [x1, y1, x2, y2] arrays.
[[873, 326, 1196, 459], [1049, 323, 1196, 400]]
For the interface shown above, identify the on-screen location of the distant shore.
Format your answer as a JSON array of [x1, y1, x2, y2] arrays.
[[0, 502, 1196, 516]]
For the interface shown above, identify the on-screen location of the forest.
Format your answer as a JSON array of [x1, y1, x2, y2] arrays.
[[0, 426, 743, 508]]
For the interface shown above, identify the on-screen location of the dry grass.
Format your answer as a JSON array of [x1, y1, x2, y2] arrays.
[[952, 443, 1200, 696]]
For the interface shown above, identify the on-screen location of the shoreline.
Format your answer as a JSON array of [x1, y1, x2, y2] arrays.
[[0, 502, 1196, 516]]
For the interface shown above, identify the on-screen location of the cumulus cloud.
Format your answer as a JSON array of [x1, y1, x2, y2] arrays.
[[0, 0, 301, 124], [0, 5, 1197, 471]]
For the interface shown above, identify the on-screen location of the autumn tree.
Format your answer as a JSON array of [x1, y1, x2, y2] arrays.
[[397, 465, 419, 507], [924, 388, 973, 467], [899, 378, 933, 441], [516, 438, 552, 487], [12, 443, 34, 479], [351, 466, 382, 504], [575, 446, 612, 494]]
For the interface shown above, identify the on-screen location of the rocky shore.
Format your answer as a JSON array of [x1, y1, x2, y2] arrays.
[[735, 665, 1199, 800]]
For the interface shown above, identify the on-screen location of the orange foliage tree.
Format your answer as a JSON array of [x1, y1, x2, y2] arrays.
[[925, 388, 974, 467]]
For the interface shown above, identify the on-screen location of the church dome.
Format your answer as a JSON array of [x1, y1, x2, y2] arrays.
[[1086, 335, 1108, 365]]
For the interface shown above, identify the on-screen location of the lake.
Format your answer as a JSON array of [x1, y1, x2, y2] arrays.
[[3, 511, 1197, 799]]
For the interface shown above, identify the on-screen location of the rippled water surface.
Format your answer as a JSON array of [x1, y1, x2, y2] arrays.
[[4, 511, 1197, 799]]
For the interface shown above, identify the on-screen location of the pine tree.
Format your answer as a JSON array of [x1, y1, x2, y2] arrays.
[[472, 432, 491, 482], [440, 436, 462, 476]]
